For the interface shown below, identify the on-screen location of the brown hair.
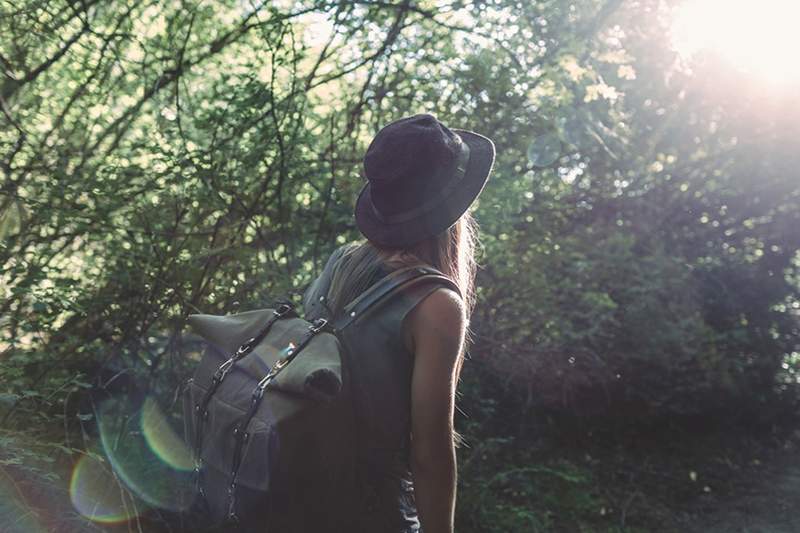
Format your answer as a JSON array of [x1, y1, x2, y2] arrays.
[[326, 212, 479, 448], [326, 210, 480, 352]]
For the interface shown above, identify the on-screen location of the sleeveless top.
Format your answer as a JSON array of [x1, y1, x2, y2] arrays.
[[302, 245, 453, 533]]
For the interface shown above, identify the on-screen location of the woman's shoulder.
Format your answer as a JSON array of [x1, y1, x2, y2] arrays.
[[403, 283, 464, 354], [411, 286, 464, 328]]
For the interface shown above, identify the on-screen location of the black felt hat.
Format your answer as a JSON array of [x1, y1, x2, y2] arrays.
[[355, 113, 496, 248]]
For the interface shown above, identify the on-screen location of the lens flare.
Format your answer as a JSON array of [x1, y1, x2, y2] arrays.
[[69, 454, 138, 524], [141, 397, 193, 472], [96, 396, 193, 512]]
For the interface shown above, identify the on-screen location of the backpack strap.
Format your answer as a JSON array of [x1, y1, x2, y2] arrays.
[[303, 245, 349, 319], [332, 265, 460, 331]]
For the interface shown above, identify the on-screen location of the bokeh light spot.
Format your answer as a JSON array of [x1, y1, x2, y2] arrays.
[[527, 133, 562, 167]]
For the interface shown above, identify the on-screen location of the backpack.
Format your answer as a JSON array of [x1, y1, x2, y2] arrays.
[[181, 264, 455, 532]]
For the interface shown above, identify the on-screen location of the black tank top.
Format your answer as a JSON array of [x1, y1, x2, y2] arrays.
[[302, 245, 452, 533]]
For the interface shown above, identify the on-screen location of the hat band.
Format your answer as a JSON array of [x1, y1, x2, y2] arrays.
[[370, 137, 471, 225]]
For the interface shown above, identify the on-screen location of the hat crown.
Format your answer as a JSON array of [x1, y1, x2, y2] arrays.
[[363, 114, 462, 217]]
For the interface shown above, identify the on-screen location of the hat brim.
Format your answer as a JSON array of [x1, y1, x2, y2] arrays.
[[354, 129, 495, 248]]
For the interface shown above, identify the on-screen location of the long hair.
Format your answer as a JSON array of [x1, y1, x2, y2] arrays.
[[326, 212, 480, 448], [326, 210, 480, 352]]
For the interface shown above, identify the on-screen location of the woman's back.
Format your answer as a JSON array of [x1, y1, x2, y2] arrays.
[[303, 245, 453, 533]]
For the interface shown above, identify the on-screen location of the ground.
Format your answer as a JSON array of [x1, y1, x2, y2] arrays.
[[683, 444, 800, 533], [2, 425, 800, 532]]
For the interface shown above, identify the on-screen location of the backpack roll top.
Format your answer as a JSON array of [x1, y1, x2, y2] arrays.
[[187, 308, 343, 402], [183, 305, 347, 527]]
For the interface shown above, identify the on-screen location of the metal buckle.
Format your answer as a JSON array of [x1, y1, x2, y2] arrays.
[[273, 303, 292, 317], [215, 357, 236, 380], [309, 318, 328, 333], [253, 377, 271, 399], [235, 341, 253, 357], [272, 357, 289, 373]]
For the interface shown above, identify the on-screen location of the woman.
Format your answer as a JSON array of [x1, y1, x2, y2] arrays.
[[302, 114, 495, 533]]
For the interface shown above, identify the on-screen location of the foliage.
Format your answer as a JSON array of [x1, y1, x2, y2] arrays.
[[1, 0, 799, 530]]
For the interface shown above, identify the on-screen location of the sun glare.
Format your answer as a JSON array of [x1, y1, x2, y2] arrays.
[[671, 0, 800, 84]]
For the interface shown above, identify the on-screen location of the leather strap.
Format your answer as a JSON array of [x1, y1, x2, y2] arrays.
[[225, 318, 329, 522], [332, 266, 460, 331]]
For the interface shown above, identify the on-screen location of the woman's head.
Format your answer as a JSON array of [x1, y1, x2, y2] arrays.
[[327, 113, 494, 336], [353, 114, 495, 249]]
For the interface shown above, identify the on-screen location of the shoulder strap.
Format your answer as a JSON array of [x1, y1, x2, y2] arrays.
[[303, 245, 349, 318], [332, 265, 459, 331]]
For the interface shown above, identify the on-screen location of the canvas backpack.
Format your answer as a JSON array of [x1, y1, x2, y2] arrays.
[[181, 264, 456, 532]]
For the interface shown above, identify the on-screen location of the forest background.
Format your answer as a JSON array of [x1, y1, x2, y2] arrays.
[[1, 0, 799, 531]]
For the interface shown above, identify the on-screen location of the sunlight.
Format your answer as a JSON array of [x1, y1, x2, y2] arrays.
[[671, 0, 800, 84]]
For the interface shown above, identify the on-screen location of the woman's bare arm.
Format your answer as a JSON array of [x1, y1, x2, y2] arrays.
[[406, 287, 466, 533]]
